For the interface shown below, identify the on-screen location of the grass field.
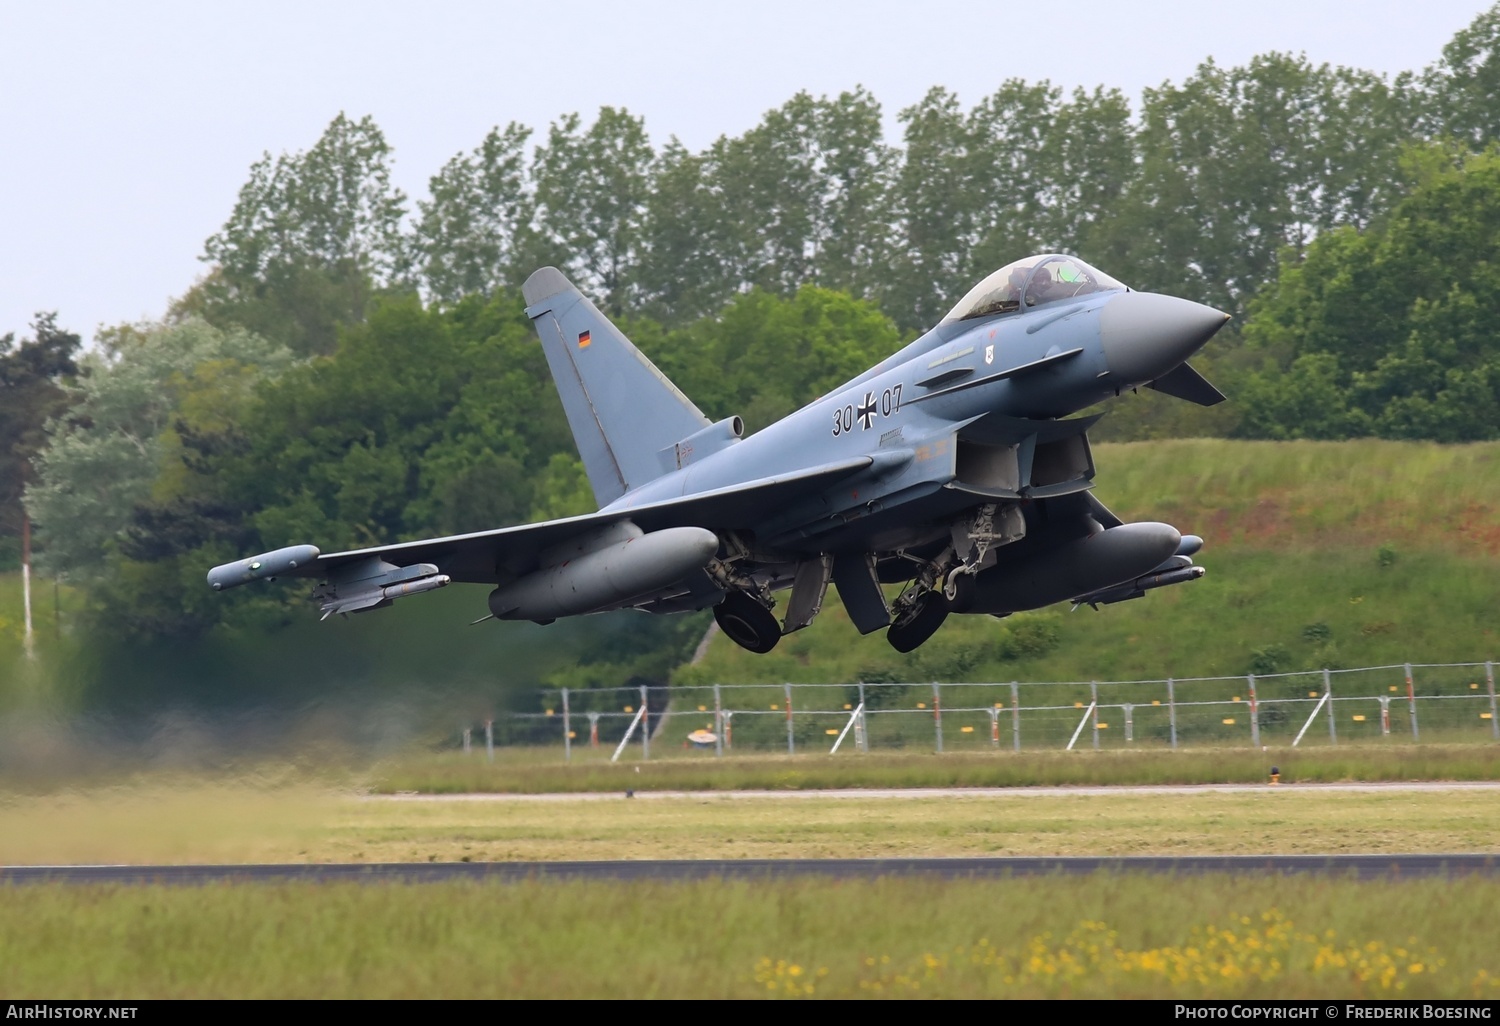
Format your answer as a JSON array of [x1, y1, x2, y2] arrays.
[[4, 758, 1499, 998], [2, 774, 1498, 864], [5, 876, 1500, 998], [370, 743, 1500, 794]]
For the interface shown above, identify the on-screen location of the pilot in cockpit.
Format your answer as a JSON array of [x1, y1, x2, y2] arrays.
[[1024, 265, 1054, 305]]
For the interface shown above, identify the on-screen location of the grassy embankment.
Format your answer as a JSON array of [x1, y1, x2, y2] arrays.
[[680, 438, 1500, 688], [5, 876, 1500, 998]]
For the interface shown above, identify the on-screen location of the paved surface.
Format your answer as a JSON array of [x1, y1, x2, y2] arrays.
[[372, 781, 1500, 801], [5, 854, 1499, 886]]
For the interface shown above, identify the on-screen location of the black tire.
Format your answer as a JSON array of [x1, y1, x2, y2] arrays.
[[714, 592, 781, 654], [887, 592, 950, 653]]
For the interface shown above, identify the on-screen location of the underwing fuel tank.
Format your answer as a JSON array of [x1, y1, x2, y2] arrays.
[[487, 525, 719, 622], [959, 522, 1182, 615]]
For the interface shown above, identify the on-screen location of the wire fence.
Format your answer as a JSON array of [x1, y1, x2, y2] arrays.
[[463, 660, 1500, 760]]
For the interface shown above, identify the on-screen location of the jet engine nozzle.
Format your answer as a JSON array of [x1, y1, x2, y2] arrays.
[[1100, 292, 1229, 387]]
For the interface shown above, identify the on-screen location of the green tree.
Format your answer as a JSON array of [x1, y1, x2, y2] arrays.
[[654, 286, 904, 433], [24, 319, 292, 602], [227, 291, 570, 557], [1036, 86, 1137, 256], [0, 314, 82, 563], [192, 113, 409, 355], [885, 87, 989, 331], [1100, 55, 1411, 318], [531, 108, 655, 315], [710, 88, 894, 298], [633, 139, 729, 325], [412, 123, 534, 304], [1422, 2, 1500, 148], [885, 82, 1134, 332], [1238, 145, 1500, 440], [636, 90, 895, 324]]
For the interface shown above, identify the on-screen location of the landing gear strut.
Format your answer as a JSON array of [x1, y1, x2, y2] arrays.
[[714, 591, 781, 654]]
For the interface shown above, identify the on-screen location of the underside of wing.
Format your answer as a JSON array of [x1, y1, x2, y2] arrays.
[[208, 456, 877, 598]]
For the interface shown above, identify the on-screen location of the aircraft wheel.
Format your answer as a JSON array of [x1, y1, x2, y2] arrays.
[[714, 592, 781, 654], [887, 591, 949, 653]]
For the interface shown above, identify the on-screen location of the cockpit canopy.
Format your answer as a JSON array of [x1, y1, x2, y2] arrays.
[[941, 255, 1126, 324]]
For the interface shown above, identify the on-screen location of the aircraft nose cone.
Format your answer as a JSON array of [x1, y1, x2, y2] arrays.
[[1099, 292, 1230, 386]]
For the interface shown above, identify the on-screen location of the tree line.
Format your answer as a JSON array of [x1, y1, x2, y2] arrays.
[[6, 5, 1500, 665]]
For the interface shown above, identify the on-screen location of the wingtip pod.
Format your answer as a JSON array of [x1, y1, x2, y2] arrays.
[[207, 544, 320, 591]]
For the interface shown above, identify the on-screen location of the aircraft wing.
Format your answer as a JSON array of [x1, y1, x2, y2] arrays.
[[210, 455, 877, 590]]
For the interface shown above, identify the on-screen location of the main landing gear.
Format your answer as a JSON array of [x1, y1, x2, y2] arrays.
[[886, 590, 949, 653], [713, 591, 782, 654], [885, 559, 979, 653]]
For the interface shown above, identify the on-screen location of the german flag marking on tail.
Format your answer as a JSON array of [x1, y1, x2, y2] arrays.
[[577, 330, 591, 348]]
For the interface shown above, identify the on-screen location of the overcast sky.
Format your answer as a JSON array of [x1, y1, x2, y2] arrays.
[[1, 0, 1492, 344]]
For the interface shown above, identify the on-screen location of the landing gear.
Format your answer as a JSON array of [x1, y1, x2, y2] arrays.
[[714, 591, 782, 654], [886, 590, 949, 653], [942, 567, 976, 612]]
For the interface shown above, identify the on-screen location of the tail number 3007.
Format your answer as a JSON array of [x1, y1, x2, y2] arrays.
[[833, 385, 902, 437]]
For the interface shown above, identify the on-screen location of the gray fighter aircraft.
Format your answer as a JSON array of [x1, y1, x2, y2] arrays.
[[207, 254, 1228, 654]]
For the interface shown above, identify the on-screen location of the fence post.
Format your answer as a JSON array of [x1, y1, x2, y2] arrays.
[[485, 718, 494, 763], [1324, 668, 1337, 745], [932, 682, 943, 754], [1091, 681, 1100, 750], [588, 711, 600, 748], [714, 683, 724, 758], [990, 706, 1000, 748], [1404, 662, 1419, 742], [1124, 703, 1134, 743], [785, 683, 795, 755], [724, 710, 733, 751], [640, 684, 650, 760], [1011, 682, 1021, 752], [857, 682, 868, 753], [1487, 662, 1498, 742], [462, 726, 471, 754], [562, 688, 571, 762], [1379, 696, 1390, 736], [1248, 675, 1260, 749], [1167, 678, 1178, 750]]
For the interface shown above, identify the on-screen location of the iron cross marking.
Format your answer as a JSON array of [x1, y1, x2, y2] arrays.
[[856, 391, 878, 430]]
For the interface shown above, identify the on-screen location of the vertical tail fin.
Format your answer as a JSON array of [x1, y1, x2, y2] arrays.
[[522, 267, 711, 507]]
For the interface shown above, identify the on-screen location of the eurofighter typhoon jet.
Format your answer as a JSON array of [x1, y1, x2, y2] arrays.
[[208, 255, 1229, 654]]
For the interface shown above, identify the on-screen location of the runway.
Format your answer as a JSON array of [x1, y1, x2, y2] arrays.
[[5, 853, 1499, 885]]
